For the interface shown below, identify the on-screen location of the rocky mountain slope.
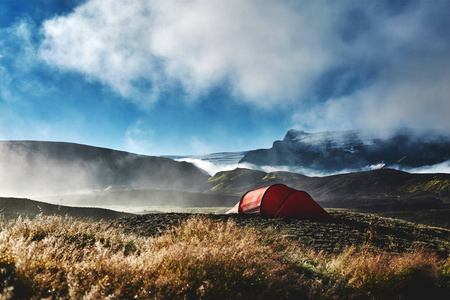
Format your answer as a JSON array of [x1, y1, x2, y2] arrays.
[[239, 129, 450, 173]]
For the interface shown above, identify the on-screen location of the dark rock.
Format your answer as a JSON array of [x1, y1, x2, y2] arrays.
[[239, 129, 450, 173]]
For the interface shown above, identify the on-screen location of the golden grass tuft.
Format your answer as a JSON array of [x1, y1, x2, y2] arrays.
[[0, 215, 448, 299], [327, 247, 439, 298]]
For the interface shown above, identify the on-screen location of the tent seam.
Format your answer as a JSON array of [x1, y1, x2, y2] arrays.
[[274, 191, 298, 218], [260, 183, 286, 216]]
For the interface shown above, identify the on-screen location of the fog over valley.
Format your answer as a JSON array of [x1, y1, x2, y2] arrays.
[[175, 129, 450, 177], [0, 141, 214, 211], [1, 128, 449, 214]]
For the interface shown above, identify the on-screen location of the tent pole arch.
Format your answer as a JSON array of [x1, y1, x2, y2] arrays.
[[259, 184, 286, 215]]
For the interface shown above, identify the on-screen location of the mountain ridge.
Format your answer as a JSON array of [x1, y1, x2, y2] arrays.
[[0, 197, 132, 220], [208, 167, 450, 212], [1, 139, 449, 215], [239, 129, 450, 173], [0, 140, 211, 197]]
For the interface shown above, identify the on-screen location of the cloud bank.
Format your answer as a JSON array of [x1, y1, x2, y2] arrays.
[[178, 157, 450, 178], [38, 0, 450, 132], [39, 0, 334, 107]]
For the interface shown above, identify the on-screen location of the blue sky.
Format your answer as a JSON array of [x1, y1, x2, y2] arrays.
[[1, 0, 449, 155]]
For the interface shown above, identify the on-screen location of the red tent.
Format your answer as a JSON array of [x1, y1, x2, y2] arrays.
[[226, 184, 330, 218]]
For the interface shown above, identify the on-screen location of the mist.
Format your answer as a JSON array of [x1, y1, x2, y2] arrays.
[[0, 141, 214, 211], [400, 161, 450, 175], [0, 142, 99, 198], [175, 158, 255, 176], [176, 128, 450, 177], [179, 157, 450, 178]]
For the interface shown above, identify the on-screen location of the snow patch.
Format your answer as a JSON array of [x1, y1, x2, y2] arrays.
[[366, 162, 386, 171]]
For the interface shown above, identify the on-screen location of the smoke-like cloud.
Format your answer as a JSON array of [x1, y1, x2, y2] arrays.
[[178, 156, 450, 178], [292, 1, 450, 133], [176, 157, 255, 176], [39, 0, 335, 107], [38, 0, 450, 132], [123, 119, 155, 155], [400, 160, 450, 175], [0, 142, 98, 197]]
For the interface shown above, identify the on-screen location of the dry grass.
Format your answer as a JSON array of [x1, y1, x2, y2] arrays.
[[326, 247, 441, 298], [0, 215, 449, 299]]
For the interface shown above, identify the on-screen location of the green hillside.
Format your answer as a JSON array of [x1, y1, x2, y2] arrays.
[[208, 168, 450, 211]]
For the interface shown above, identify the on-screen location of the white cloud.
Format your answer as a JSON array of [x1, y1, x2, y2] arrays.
[[174, 158, 244, 176], [292, 1, 450, 133], [403, 160, 450, 174], [40, 0, 160, 103], [294, 46, 450, 133], [149, 0, 335, 105], [38, 0, 450, 133], [175, 159, 391, 178], [39, 0, 336, 107], [123, 119, 154, 154]]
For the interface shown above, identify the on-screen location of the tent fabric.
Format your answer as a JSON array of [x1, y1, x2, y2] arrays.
[[226, 184, 330, 218]]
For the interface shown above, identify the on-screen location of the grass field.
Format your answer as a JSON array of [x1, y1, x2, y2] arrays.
[[1, 212, 450, 299]]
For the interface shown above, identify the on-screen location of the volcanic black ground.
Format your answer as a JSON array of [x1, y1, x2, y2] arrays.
[[111, 211, 450, 258]]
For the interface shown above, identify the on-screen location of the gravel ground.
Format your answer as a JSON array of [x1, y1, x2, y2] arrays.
[[110, 211, 450, 258]]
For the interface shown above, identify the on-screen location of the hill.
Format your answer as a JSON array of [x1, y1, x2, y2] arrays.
[[240, 129, 450, 174], [39, 188, 240, 211], [0, 141, 211, 197], [208, 168, 450, 212], [0, 197, 131, 220], [2, 140, 450, 221]]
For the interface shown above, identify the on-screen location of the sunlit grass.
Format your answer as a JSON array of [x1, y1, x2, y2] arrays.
[[0, 215, 448, 299]]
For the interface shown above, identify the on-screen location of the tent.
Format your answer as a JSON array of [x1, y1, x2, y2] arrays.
[[226, 184, 330, 218]]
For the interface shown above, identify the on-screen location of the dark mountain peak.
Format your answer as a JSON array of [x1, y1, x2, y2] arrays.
[[240, 129, 450, 174], [284, 129, 308, 140]]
